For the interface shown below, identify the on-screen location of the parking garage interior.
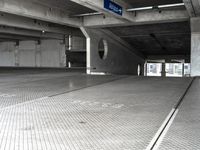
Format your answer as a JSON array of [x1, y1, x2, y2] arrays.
[[0, 0, 200, 150]]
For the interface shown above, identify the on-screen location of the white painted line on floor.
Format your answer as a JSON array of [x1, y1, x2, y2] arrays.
[[90, 72, 106, 75], [0, 96, 49, 111], [146, 108, 176, 150], [153, 109, 179, 150]]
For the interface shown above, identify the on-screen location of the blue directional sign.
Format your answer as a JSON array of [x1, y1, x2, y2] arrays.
[[104, 0, 123, 16]]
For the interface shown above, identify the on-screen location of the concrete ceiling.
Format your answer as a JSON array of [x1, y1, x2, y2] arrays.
[[32, 0, 96, 15], [106, 21, 190, 56], [124, 0, 183, 8]]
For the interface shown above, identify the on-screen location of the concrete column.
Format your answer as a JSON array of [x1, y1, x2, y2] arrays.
[[144, 62, 148, 76], [67, 35, 72, 68], [68, 35, 72, 51], [191, 17, 200, 76], [161, 63, 166, 77], [14, 42, 19, 66], [182, 63, 185, 77], [35, 41, 41, 67], [80, 28, 91, 74]]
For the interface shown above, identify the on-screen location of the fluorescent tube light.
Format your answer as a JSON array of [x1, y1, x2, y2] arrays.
[[73, 12, 102, 17], [127, 6, 153, 12], [127, 3, 185, 12], [158, 3, 185, 8]]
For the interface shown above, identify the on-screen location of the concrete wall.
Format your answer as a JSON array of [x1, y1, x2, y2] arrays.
[[71, 36, 86, 52], [81, 28, 145, 75], [0, 42, 15, 66], [0, 40, 66, 67]]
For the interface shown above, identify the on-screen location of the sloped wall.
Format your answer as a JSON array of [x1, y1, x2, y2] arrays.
[[81, 28, 145, 75]]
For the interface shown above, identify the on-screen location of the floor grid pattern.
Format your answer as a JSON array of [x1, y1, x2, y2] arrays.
[[0, 70, 194, 150]]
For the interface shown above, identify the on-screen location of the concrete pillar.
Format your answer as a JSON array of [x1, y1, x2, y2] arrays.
[[14, 42, 19, 66], [67, 35, 72, 68], [191, 17, 200, 76], [144, 62, 148, 76], [182, 63, 185, 77], [35, 41, 41, 67], [80, 28, 91, 74], [68, 35, 72, 50], [161, 63, 166, 77]]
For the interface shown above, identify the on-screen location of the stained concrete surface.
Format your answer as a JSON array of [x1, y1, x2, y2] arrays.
[[0, 69, 193, 150]]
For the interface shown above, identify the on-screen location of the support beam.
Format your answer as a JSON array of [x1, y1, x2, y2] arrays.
[[70, 0, 135, 23], [191, 0, 200, 16], [0, 34, 39, 41], [84, 9, 189, 27], [147, 55, 190, 63], [0, 0, 82, 27], [183, 0, 196, 17], [0, 26, 65, 40], [0, 13, 81, 35], [80, 27, 91, 74], [183, 0, 200, 17]]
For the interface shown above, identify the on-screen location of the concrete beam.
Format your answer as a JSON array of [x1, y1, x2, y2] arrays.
[[84, 9, 189, 27], [70, 0, 135, 23], [183, 0, 200, 17], [0, 0, 82, 27], [183, 0, 196, 17], [0, 26, 64, 40], [147, 55, 190, 63], [0, 13, 82, 36], [191, 0, 200, 16], [0, 34, 39, 41]]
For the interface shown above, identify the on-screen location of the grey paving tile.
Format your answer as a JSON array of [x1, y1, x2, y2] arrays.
[[159, 77, 200, 150], [0, 72, 192, 150]]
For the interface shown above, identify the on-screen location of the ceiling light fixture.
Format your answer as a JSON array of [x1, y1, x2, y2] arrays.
[[127, 6, 153, 12], [73, 12, 102, 17], [127, 3, 185, 12], [158, 3, 185, 8]]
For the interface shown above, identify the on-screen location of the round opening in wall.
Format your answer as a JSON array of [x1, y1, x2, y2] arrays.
[[98, 39, 108, 60]]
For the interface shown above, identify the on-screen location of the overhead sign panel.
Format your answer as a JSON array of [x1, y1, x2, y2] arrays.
[[104, 0, 123, 16]]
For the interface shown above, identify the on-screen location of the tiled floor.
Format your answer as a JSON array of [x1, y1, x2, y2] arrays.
[[159, 77, 200, 150], [0, 69, 195, 150]]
